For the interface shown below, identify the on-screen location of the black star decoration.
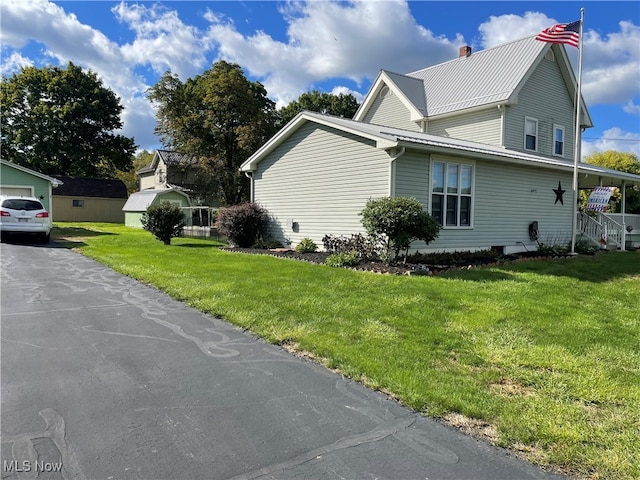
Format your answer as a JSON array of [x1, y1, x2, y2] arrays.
[[553, 181, 566, 205]]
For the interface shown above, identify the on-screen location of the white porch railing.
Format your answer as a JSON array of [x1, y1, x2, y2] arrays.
[[577, 212, 625, 249]]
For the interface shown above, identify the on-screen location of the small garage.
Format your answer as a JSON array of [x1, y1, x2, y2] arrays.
[[123, 189, 191, 228], [53, 176, 128, 223], [0, 159, 62, 213]]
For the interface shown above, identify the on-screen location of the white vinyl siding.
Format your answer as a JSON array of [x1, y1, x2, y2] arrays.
[[504, 55, 575, 159], [428, 108, 502, 146], [253, 122, 391, 247], [361, 86, 422, 132], [394, 152, 429, 205], [411, 157, 574, 252]]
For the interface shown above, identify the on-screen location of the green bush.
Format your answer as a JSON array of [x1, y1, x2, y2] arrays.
[[295, 238, 317, 253], [215, 202, 269, 248], [360, 196, 441, 262], [141, 201, 186, 245], [321, 233, 380, 260], [325, 251, 359, 268]]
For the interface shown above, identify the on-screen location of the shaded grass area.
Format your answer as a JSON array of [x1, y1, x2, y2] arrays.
[[53, 223, 640, 479]]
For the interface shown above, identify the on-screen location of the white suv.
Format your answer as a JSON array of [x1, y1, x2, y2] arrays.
[[0, 196, 52, 243]]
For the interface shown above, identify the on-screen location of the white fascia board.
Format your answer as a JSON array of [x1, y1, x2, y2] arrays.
[[353, 71, 424, 123], [0, 158, 63, 187]]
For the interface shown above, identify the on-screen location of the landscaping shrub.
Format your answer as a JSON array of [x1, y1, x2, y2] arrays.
[[215, 203, 269, 248], [321, 233, 380, 260], [325, 251, 359, 268], [141, 201, 186, 245], [295, 238, 317, 253], [360, 196, 441, 262]]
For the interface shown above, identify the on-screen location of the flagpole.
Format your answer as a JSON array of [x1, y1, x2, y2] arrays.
[[570, 8, 585, 254]]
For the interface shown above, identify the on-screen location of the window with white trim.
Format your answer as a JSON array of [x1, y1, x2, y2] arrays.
[[431, 160, 473, 227], [553, 125, 565, 156], [524, 117, 538, 151]]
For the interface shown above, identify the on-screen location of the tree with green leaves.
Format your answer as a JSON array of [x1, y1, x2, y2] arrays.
[[147, 61, 278, 206], [277, 90, 360, 126], [360, 196, 441, 262], [1, 62, 135, 177], [115, 150, 155, 194], [583, 150, 640, 214], [141, 201, 186, 245]]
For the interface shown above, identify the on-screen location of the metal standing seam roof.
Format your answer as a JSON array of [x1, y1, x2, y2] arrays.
[[407, 36, 546, 117], [136, 150, 197, 175], [122, 189, 190, 212]]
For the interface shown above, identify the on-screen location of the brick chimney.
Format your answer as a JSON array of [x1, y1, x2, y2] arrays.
[[459, 45, 472, 58]]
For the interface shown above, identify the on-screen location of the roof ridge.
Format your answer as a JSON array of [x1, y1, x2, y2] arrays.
[[406, 34, 539, 76]]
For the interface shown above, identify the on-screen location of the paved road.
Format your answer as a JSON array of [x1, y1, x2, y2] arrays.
[[1, 241, 566, 480]]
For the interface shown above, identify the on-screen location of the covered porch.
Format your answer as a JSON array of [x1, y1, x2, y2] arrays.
[[576, 163, 640, 251]]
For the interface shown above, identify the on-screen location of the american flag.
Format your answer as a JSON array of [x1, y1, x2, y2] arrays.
[[535, 20, 581, 48]]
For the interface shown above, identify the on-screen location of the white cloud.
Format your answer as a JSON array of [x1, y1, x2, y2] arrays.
[[203, 0, 462, 107], [581, 21, 640, 106], [582, 128, 640, 158], [0, 51, 33, 74], [113, 2, 209, 79], [477, 11, 554, 49], [622, 100, 640, 116]]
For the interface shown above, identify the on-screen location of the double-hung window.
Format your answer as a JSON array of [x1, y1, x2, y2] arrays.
[[431, 160, 473, 227], [553, 125, 565, 156], [525, 117, 538, 151]]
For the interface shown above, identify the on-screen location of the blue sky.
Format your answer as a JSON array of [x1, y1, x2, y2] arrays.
[[2, 1, 639, 158]]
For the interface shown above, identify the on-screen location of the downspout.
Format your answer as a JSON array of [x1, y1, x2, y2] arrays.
[[388, 147, 406, 197], [244, 171, 254, 202], [497, 104, 505, 146]]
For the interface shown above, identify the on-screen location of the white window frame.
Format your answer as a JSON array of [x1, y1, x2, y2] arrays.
[[553, 125, 565, 157], [524, 117, 538, 152], [429, 158, 475, 229]]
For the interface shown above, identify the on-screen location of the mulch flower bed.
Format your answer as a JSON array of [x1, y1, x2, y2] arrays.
[[222, 247, 573, 275]]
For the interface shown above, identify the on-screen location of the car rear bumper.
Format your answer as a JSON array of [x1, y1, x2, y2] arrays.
[[0, 222, 51, 235]]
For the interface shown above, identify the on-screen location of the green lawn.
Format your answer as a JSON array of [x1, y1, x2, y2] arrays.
[[53, 223, 640, 479]]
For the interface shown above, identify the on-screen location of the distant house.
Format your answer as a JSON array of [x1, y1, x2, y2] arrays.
[[137, 150, 200, 193], [122, 189, 191, 228], [241, 37, 640, 253], [0, 158, 62, 214], [52, 176, 128, 223]]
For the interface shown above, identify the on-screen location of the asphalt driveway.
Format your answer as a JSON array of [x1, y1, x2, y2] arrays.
[[1, 241, 566, 480]]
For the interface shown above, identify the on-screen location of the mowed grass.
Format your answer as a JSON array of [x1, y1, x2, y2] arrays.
[[53, 223, 640, 479]]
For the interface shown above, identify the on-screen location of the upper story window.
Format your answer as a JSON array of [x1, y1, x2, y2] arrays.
[[431, 160, 473, 227], [525, 117, 538, 151], [553, 125, 565, 156]]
